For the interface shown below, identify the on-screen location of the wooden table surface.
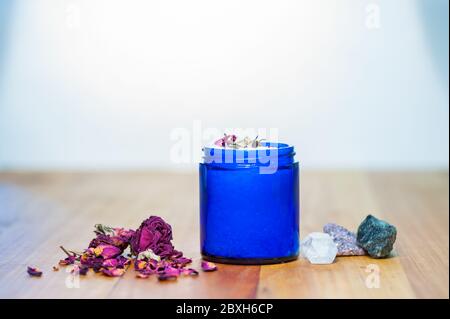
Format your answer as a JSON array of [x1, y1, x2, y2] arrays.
[[0, 171, 448, 299]]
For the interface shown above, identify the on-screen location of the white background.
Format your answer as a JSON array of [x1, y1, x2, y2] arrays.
[[0, 0, 448, 170]]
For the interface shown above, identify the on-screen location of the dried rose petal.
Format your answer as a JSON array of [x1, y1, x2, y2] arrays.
[[214, 136, 227, 147], [79, 265, 89, 276], [157, 269, 179, 281], [201, 261, 217, 272], [136, 273, 149, 279], [93, 266, 102, 273], [102, 268, 126, 277], [214, 134, 238, 147], [154, 264, 182, 281], [163, 266, 181, 276], [147, 259, 159, 270], [116, 256, 131, 267], [84, 247, 95, 255], [137, 268, 156, 276], [171, 250, 183, 259], [80, 253, 103, 269], [114, 228, 135, 242], [182, 268, 199, 276], [158, 274, 178, 281], [158, 243, 177, 259], [102, 258, 118, 268], [103, 256, 130, 268], [89, 226, 135, 251], [27, 266, 43, 277], [135, 260, 148, 270], [93, 244, 122, 259], [155, 260, 171, 273], [80, 254, 104, 273], [89, 234, 126, 251], [172, 257, 192, 267]]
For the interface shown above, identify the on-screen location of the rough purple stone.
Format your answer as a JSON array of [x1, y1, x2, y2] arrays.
[[323, 223, 366, 256]]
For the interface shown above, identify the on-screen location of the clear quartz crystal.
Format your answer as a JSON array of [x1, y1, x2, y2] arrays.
[[300, 232, 338, 264]]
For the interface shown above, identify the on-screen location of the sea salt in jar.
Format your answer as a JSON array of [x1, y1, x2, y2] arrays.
[[199, 142, 299, 264]]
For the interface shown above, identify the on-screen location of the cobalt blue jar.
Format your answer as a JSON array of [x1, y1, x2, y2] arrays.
[[199, 142, 299, 264]]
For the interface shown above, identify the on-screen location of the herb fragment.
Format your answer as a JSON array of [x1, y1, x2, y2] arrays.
[[214, 134, 267, 149]]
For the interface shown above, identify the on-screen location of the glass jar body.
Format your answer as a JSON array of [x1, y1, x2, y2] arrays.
[[199, 160, 299, 265]]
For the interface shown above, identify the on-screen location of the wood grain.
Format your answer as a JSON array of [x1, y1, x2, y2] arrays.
[[0, 171, 448, 298]]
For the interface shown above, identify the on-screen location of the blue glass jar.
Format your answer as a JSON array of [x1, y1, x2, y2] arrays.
[[199, 142, 299, 264]]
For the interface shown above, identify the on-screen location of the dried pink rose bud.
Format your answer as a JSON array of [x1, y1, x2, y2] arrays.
[[130, 216, 175, 257]]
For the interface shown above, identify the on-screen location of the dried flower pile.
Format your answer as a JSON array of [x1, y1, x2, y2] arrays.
[[27, 216, 217, 281], [214, 134, 267, 149]]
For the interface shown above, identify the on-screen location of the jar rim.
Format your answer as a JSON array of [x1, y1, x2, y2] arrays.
[[202, 141, 296, 168], [203, 141, 293, 153]]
